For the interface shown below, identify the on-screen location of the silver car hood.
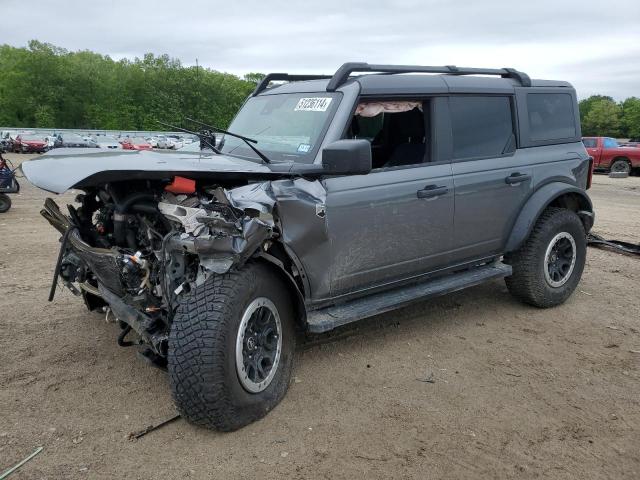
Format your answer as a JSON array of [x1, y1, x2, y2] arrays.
[[21, 148, 274, 194]]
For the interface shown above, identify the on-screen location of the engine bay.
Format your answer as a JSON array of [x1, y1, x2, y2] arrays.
[[41, 176, 297, 363]]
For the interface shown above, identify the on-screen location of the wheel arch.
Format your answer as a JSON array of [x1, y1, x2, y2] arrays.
[[505, 183, 594, 253], [253, 251, 308, 330], [610, 156, 630, 164]]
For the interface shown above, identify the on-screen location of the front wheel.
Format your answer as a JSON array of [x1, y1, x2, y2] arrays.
[[0, 193, 11, 213], [168, 262, 296, 431], [505, 208, 586, 308]]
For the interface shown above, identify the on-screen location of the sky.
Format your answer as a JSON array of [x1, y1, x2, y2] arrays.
[[1, 0, 639, 100]]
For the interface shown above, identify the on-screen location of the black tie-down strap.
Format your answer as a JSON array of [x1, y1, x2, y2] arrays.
[[587, 233, 640, 256]]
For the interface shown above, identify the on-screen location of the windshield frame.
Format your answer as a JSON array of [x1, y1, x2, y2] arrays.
[[220, 91, 342, 164]]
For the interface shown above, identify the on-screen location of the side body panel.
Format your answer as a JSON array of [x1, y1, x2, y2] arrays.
[[451, 154, 533, 262], [584, 137, 603, 166], [322, 163, 454, 300]]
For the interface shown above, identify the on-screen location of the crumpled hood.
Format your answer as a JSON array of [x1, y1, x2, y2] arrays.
[[21, 148, 274, 194]]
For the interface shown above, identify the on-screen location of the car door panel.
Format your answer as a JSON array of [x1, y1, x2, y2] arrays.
[[451, 155, 533, 261], [323, 163, 454, 297]]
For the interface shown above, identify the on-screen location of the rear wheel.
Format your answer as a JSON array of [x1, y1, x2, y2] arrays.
[[505, 208, 586, 308], [168, 262, 296, 431], [0, 194, 11, 213], [610, 159, 631, 175]]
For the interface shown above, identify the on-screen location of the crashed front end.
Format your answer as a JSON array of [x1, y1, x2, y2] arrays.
[[41, 178, 287, 363]]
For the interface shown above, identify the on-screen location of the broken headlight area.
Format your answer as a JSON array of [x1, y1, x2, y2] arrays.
[[41, 179, 278, 360]]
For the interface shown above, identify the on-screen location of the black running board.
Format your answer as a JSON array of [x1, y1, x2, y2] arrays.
[[306, 262, 512, 333]]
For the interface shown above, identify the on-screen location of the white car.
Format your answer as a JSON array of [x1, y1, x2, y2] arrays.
[[44, 136, 57, 150], [92, 135, 122, 149], [156, 135, 173, 149], [169, 137, 184, 149]]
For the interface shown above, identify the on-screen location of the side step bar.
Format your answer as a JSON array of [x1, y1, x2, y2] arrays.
[[306, 262, 512, 333]]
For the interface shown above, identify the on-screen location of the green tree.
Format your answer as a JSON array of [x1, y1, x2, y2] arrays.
[[0, 41, 258, 130], [243, 72, 266, 84], [581, 98, 622, 137], [34, 105, 55, 127], [578, 95, 615, 124], [621, 97, 640, 139]]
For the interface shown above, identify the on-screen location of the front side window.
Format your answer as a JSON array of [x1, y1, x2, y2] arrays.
[[221, 92, 340, 163], [582, 138, 597, 148], [603, 137, 619, 149], [345, 100, 429, 169], [527, 93, 576, 141], [450, 96, 515, 160]]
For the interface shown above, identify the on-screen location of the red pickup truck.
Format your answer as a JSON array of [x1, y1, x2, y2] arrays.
[[582, 137, 640, 174]]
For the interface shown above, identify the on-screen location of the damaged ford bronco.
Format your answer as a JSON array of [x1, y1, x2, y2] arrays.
[[22, 63, 594, 431]]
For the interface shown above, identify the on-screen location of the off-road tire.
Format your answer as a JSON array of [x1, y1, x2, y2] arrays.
[[505, 208, 586, 308], [610, 159, 631, 175], [0, 193, 11, 213], [168, 262, 296, 431]]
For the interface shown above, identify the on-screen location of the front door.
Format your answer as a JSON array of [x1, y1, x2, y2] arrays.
[[323, 163, 454, 298]]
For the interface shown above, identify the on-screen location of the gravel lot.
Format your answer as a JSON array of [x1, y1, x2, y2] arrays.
[[1, 153, 639, 479]]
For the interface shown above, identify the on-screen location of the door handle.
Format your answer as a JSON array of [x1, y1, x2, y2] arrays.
[[505, 173, 531, 185], [417, 185, 448, 199]]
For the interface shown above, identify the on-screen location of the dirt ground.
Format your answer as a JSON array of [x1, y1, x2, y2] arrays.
[[1, 153, 639, 479]]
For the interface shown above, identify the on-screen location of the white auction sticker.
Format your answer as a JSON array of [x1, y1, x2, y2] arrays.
[[294, 97, 332, 112]]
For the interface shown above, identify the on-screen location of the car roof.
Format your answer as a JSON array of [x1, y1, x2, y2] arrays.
[[258, 74, 573, 97]]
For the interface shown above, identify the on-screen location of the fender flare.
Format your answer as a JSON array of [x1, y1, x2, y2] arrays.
[[505, 183, 594, 252], [254, 251, 308, 326]]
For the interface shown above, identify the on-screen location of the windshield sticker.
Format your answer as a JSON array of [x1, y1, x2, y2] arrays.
[[294, 97, 332, 112], [297, 143, 311, 153]]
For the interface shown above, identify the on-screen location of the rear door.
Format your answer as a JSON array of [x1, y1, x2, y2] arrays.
[[448, 95, 533, 262]]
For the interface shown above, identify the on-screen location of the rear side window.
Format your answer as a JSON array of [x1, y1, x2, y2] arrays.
[[527, 93, 576, 141], [603, 137, 619, 148], [449, 96, 514, 160], [582, 138, 597, 148]]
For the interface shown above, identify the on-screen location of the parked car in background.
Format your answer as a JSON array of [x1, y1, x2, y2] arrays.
[[0, 132, 13, 153], [13, 134, 48, 153], [582, 137, 640, 174], [168, 135, 184, 149], [56, 133, 99, 149], [92, 135, 122, 149], [146, 136, 159, 148], [155, 135, 174, 149], [121, 137, 152, 150], [44, 136, 58, 150]]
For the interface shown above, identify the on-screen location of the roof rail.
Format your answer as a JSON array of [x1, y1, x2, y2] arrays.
[[325, 62, 532, 91], [252, 73, 332, 96]]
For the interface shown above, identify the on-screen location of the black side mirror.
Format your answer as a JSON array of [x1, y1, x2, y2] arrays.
[[322, 139, 371, 175]]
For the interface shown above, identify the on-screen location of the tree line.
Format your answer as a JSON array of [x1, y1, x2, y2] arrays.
[[579, 95, 640, 139], [0, 41, 263, 131], [1, 41, 639, 139]]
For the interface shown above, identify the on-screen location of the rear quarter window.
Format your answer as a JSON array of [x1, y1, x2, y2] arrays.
[[527, 93, 576, 141]]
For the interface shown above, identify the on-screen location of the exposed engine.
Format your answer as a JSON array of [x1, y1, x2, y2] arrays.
[[41, 177, 282, 363]]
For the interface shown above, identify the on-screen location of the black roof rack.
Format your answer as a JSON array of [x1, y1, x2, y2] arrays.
[[252, 73, 332, 96], [252, 63, 532, 96], [325, 62, 532, 91]]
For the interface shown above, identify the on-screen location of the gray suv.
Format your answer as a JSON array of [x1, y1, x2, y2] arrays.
[[22, 62, 594, 431]]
